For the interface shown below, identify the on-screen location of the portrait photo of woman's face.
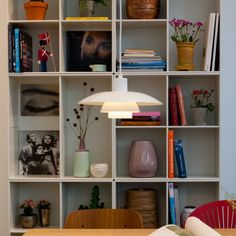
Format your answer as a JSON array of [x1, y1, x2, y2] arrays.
[[21, 84, 59, 116], [66, 31, 112, 72]]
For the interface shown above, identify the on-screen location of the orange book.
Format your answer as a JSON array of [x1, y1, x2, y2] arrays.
[[175, 85, 187, 126], [168, 130, 174, 178]]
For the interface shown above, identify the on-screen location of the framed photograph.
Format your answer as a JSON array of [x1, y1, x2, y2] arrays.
[[66, 31, 112, 72], [18, 130, 60, 176], [21, 84, 59, 116]]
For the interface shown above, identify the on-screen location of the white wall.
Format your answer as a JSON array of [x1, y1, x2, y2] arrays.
[[220, 0, 236, 198]]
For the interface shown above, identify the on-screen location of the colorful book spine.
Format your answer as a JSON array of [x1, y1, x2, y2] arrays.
[[174, 140, 187, 178], [168, 182, 176, 224], [133, 111, 160, 117], [168, 130, 174, 178], [121, 60, 166, 67], [169, 87, 179, 126], [120, 121, 161, 126], [14, 28, 20, 73], [175, 85, 187, 126]]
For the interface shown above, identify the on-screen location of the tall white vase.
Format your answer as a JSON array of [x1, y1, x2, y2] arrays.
[[74, 151, 90, 177], [192, 107, 208, 126]]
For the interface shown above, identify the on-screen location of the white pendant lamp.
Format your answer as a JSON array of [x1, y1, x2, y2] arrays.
[[78, 1, 163, 119]]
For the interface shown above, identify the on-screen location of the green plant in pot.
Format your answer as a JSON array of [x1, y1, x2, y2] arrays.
[[79, 0, 107, 17], [19, 199, 38, 228], [24, 0, 48, 20]]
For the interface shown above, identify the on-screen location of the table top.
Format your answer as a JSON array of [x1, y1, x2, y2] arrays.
[[23, 228, 236, 236]]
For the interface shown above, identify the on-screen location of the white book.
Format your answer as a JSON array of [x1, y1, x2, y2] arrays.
[[148, 217, 221, 236], [203, 13, 216, 71], [174, 187, 180, 226], [211, 13, 220, 71]]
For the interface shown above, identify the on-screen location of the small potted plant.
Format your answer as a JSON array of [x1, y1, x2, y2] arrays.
[[190, 89, 215, 125], [19, 199, 38, 228], [24, 0, 48, 20], [38, 200, 51, 227], [169, 18, 204, 70], [79, 0, 107, 17]]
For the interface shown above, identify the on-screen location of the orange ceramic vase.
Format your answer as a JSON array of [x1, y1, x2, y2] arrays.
[[176, 42, 195, 71], [24, 1, 48, 20]]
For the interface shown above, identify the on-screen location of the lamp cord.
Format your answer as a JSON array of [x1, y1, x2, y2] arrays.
[[119, 0, 122, 78]]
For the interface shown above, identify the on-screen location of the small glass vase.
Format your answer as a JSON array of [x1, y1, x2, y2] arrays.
[[79, 0, 95, 17], [39, 208, 50, 227], [192, 107, 208, 126]]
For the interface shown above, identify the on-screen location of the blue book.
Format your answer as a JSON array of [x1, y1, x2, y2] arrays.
[[121, 60, 166, 67], [174, 140, 187, 178], [14, 28, 20, 73], [168, 182, 176, 224]]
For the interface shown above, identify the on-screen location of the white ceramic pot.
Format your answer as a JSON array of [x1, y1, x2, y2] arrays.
[[90, 163, 109, 178]]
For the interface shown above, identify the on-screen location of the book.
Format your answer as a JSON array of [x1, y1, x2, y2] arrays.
[[174, 140, 187, 178], [20, 30, 33, 72], [148, 216, 221, 236], [120, 121, 161, 126], [132, 111, 160, 117], [121, 60, 166, 67], [65, 16, 109, 20], [211, 13, 220, 71], [175, 85, 187, 126], [203, 13, 216, 71], [168, 182, 176, 224], [8, 24, 15, 72], [168, 130, 174, 178], [124, 48, 157, 54], [174, 187, 180, 226], [169, 87, 179, 126], [66, 31, 112, 71], [14, 28, 20, 73]]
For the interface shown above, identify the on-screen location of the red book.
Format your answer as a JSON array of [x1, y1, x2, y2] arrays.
[[175, 85, 187, 126], [168, 130, 174, 178], [169, 88, 179, 126]]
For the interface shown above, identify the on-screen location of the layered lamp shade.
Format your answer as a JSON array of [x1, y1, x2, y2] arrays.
[[79, 75, 163, 119], [78, 0, 162, 119]]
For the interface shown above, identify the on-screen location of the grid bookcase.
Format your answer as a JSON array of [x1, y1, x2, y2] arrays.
[[7, 0, 220, 235]]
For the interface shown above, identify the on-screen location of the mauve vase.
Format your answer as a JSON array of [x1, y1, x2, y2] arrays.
[[128, 140, 158, 177]]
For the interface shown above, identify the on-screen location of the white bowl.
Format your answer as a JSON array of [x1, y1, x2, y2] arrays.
[[90, 163, 109, 178]]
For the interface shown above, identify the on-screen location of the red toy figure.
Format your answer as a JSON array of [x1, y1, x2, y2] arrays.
[[38, 32, 53, 72]]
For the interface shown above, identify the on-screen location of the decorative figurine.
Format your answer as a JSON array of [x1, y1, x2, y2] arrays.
[[37, 32, 56, 72]]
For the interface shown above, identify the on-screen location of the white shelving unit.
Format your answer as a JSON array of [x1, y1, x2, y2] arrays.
[[7, 0, 221, 235]]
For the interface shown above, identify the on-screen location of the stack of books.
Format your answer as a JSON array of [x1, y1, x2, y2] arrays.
[[117, 49, 166, 71], [8, 25, 33, 73], [119, 111, 161, 126]]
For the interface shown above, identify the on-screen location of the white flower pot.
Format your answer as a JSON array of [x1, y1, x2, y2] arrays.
[[192, 107, 208, 126]]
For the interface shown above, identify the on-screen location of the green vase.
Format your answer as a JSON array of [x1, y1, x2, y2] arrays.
[[74, 151, 90, 177]]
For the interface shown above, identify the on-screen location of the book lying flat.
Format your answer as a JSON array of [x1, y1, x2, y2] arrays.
[[120, 121, 161, 126], [148, 216, 221, 236], [65, 16, 109, 20]]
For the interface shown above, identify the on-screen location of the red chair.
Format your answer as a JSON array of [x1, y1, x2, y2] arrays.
[[189, 200, 236, 228]]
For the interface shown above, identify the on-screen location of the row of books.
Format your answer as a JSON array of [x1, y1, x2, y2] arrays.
[[168, 130, 187, 179], [8, 25, 33, 72], [118, 48, 166, 71], [119, 111, 161, 126], [202, 12, 220, 71], [168, 182, 180, 225], [169, 85, 187, 126]]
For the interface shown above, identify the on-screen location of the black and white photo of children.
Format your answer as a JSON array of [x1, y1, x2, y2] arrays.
[[18, 130, 60, 175]]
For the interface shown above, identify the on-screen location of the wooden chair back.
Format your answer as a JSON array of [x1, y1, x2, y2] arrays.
[[64, 208, 143, 229], [189, 200, 236, 228]]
